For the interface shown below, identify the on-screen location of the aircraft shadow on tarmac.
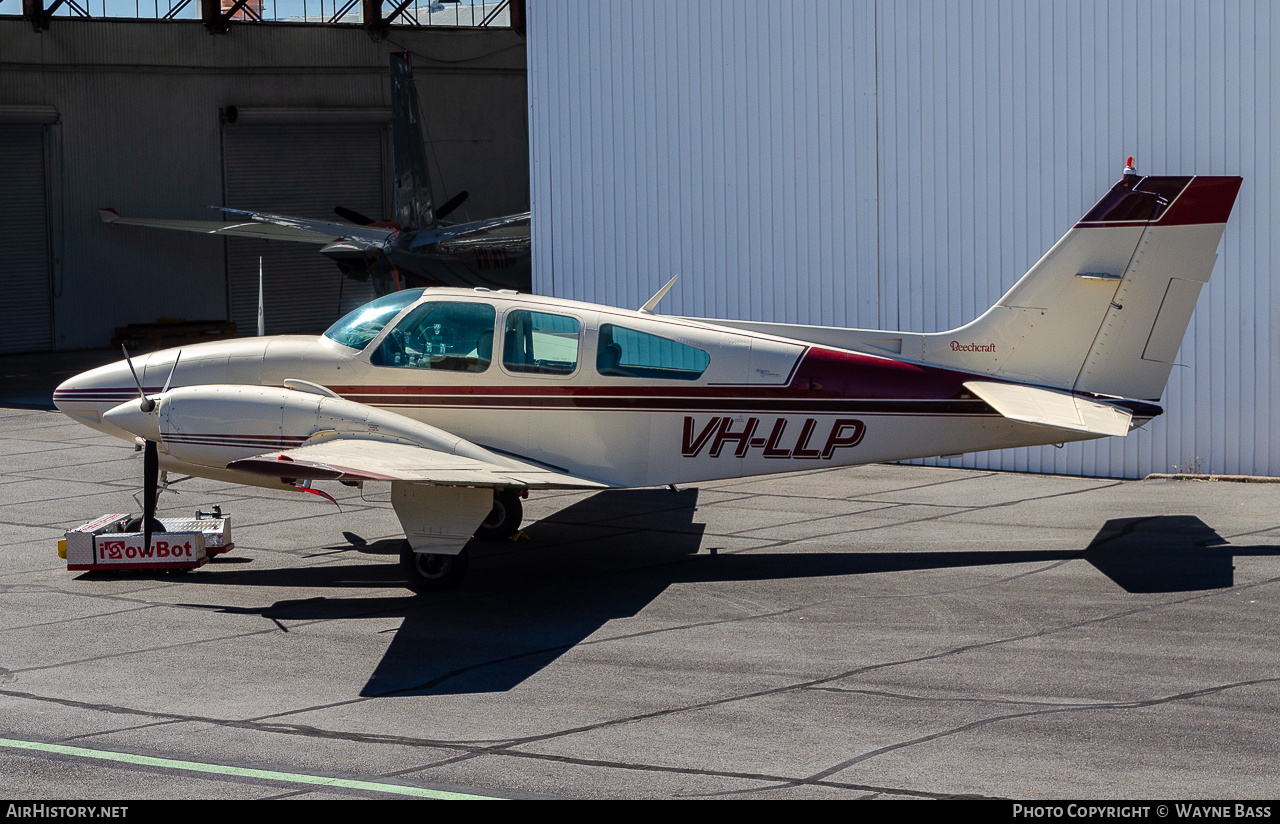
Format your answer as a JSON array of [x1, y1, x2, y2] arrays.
[[156, 494, 1279, 696]]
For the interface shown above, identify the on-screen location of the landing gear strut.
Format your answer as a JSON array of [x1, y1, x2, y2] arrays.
[[473, 488, 523, 541], [400, 541, 470, 592]]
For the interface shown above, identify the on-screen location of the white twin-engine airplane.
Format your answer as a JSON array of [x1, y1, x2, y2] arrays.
[[55, 167, 1242, 591]]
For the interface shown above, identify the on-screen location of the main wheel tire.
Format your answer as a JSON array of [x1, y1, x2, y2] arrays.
[[400, 541, 469, 592], [474, 488, 523, 541]]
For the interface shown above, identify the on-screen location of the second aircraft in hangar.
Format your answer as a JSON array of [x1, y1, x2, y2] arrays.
[[59, 166, 1242, 591], [100, 52, 531, 294]]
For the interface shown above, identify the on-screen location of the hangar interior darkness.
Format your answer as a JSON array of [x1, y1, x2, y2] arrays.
[[0, 4, 529, 348]]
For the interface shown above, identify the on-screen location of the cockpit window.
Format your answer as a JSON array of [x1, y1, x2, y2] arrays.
[[323, 289, 426, 350], [371, 301, 497, 372]]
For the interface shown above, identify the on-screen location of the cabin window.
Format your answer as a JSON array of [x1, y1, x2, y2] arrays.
[[371, 301, 496, 372], [596, 324, 711, 380], [324, 289, 426, 350], [503, 310, 580, 375]]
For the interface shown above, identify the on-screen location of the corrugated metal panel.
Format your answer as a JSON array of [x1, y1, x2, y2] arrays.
[[0, 125, 52, 352], [529, 0, 881, 327], [223, 120, 388, 335], [529, 0, 1278, 479]]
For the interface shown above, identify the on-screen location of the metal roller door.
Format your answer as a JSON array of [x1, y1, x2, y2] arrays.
[[0, 124, 53, 353], [222, 116, 389, 336]]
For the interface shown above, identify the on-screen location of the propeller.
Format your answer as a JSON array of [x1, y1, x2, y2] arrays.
[[334, 206, 376, 226], [434, 190, 469, 221], [118, 346, 181, 554]]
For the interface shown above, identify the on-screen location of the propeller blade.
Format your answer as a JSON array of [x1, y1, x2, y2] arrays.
[[143, 439, 158, 555], [334, 206, 375, 226], [434, 191, 469, 221], [121, 345, 155, 412], [161, 350, 182, 394]]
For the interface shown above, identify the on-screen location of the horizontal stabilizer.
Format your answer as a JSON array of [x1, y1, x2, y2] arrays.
[[963, 381, 1133, 437]]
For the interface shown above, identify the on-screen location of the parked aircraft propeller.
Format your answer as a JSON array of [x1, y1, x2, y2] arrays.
[[118, 346, 181, 554], [333, 206, 376, 226], [333, 189, 467, 228], [433, 190, 468, 221]]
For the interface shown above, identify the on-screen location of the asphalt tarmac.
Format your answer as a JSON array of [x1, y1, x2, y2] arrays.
[[2, 398, 1279, 799]]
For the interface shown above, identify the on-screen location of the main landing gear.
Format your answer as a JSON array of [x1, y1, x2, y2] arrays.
[[474, 488, 523, 542], [399, 488, 524, 592]]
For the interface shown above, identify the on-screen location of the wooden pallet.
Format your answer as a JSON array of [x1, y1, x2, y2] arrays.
[[110, 319, 237, 353]]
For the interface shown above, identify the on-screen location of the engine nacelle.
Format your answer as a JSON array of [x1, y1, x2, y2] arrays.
[[152, 384, 489, 471]]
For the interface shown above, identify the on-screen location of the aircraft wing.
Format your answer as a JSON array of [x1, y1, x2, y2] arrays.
[[226, 438, 608, 490], [100, 207, 395, 246], [407, 212, 530, 249]]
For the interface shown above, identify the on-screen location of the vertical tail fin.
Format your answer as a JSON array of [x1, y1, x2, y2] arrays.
[[924, 173, 1242, 401], [390, 52, 437, 231]]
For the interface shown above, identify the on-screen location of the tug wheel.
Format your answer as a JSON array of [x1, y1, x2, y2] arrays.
[[400, 541, 469, 592], [474, 488, 523, 541]]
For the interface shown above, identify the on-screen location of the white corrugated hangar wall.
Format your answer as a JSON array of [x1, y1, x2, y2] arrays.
[[527, 0, 1279, 480]]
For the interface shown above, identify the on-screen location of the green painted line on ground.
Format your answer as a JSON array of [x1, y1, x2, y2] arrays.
[[0, 736, 497, 800]]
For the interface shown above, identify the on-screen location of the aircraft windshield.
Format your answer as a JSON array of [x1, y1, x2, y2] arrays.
[[323, 289, 426, 349], [371, 301, 497, 372]]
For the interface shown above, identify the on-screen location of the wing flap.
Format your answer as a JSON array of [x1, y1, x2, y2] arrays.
[[227, 438, 607, 489], [964, 380, 1133, 437]]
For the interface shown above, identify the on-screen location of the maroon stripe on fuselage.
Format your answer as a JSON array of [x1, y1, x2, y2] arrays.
[[330, 347, 989, 414], [165, 433, 308, 441], [344, 396, 991, 415]]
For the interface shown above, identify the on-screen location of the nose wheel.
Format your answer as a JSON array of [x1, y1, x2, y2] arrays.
[[400, 541, 470, 592], [473, 488, 523, 541]]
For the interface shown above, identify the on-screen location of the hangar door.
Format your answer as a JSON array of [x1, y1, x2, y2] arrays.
[[0, 118, 54, 352], [222, 112, 389, 336]]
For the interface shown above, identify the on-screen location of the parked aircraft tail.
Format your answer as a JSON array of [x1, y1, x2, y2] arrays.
[[920, 172, 1242, 402], [708, 170, 1242, 413], [391, 52, 438, 231]]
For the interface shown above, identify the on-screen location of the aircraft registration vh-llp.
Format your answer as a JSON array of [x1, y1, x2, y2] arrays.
[[55, 164, 1242, 591]]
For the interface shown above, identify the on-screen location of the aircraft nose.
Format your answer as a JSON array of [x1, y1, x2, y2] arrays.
[[52, 362, 137, 410], [52, 371, 99, 413], [102, 398, 162, 443], [52, 376, 75, 415]]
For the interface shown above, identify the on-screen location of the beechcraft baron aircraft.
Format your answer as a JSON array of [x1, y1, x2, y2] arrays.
[[56, 165, 1242, 591], [99, 52, 531, 294]]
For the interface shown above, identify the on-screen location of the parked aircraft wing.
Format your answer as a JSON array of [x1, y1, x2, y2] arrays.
[[215, 208, 396, 244], [963, 380, 1133, 437], [99, 207, 394, 245], [226, 438, 608, 490], [407, 211, 531, 249]]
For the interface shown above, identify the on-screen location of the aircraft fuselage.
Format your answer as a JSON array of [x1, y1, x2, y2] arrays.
[[54, 288, 1125, 492]]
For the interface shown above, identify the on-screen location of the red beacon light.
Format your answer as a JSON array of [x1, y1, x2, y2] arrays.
[[1123, 156, 1138, 176]]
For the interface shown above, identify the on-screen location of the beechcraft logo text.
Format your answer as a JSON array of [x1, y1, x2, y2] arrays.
[[950, 340, 996, 352], [682, 416, 865, 459]]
